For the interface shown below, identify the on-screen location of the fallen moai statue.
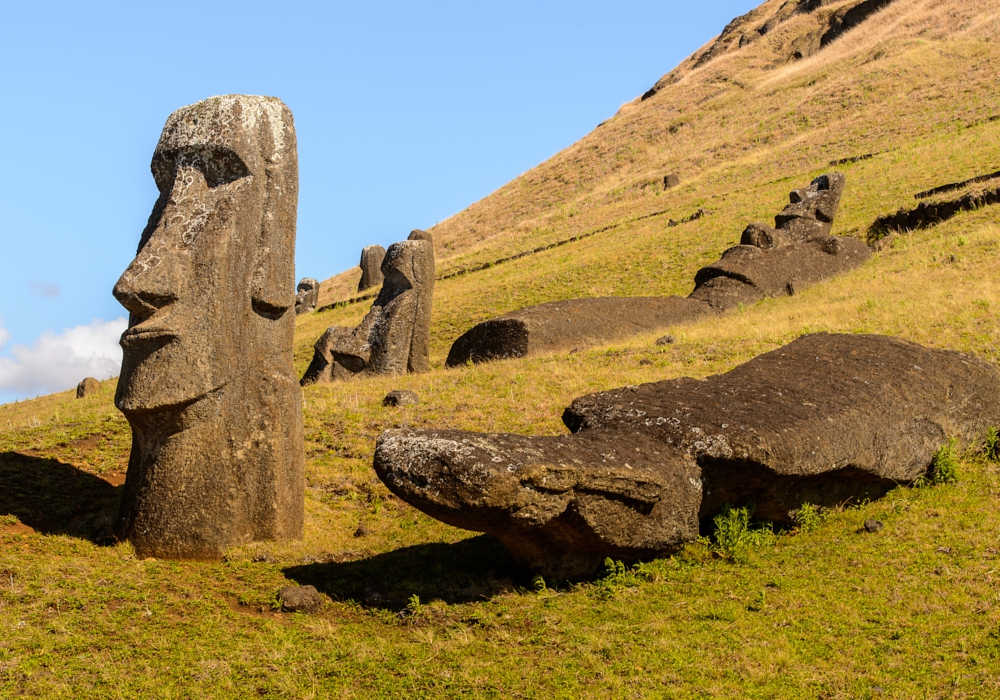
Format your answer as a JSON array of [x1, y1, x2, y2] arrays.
[[447, 173, 869, 365], [358, 245, 386, 292], [447, 297, 710, 367], [295, 278, 319, 315], [377, 333, 1000, 579], [113, 94, 305, 560], [302, 230, 435, 384]]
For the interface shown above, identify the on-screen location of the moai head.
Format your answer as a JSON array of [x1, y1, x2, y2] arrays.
[[773, 172, 846, 239], [112, 95, 304, 560], [295, 278, 319, 315], [113, 95, 298, 413]]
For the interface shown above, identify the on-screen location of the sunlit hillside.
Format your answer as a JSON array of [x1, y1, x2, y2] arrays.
[[3, 0, 1000, 696]]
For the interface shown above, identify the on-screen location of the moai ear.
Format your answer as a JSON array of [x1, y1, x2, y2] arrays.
[[251, 105, 299, 319]]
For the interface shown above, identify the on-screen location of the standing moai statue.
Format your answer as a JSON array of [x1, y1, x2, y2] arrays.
[[112, 94, 305, 560], [295, 278, 319, 315], [301, 231, 435, 384], [358, 245, 386, 292]]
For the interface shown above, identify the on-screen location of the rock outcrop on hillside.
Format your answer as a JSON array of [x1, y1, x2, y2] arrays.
[[377, 333, 1000, 578], [643, 0, 900, 100], [447, 173, 868, 365]]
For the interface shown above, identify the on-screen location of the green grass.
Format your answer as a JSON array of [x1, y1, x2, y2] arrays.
[[4, 2, 1000, 696]]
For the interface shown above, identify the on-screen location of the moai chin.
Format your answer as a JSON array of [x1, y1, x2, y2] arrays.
[[112, 95, 305, 560]]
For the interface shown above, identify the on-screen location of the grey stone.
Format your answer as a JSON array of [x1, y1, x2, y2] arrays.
[[113, 95, 305, 561], [377, 334, 1000, 578], [863, 519, 884, 533], [773, 172, 847, 239], [294, 278, 319, 315], [358, 245, 386, 292], [303, 236, 435, 383], [279, 584, 322, 613], [655, 334, 676, 346], [76, 377, 100, 398], [383, 390, 419, 407], [446, 297, 710, 366]]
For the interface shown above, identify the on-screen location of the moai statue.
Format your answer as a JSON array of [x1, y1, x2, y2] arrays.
[[112, 95, 305, 560], [358, 245, 386, 292], [295, 278, 319, 315], [301, 231, 435, 384], [740, 172, 847, 248]]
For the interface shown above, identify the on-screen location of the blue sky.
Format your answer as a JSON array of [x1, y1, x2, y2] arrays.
[[0, 0, 758, 403]]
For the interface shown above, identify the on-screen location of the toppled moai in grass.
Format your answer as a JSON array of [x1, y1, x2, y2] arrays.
[[113, 95, 305, 561], [302, 232, 435, 384], [75, 377, 99, 398], [446, 297, 710, 367], [294, 278, 319, 315], [358, 244, 386, 292], [447, 173, 867, 364], [377, 334, 1000, 579]]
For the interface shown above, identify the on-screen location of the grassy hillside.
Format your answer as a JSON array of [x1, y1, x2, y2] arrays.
[[4, 0, 1000, 696]]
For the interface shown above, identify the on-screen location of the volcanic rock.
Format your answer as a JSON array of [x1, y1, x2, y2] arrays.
[[295, 278, 319, 315], [382, 390, 419, 407], [689, 235, 871, 311], [663, 174, 681, 189], [113, 95, 305, 560], [377, 334, 1000, 578], [76, 377, 100, 398], [358, 245, 386, 292], [279, 585, 322, 613], [772, 173, 846, 239], [446, 297, 711, 366], [303, 236, 435, 383]]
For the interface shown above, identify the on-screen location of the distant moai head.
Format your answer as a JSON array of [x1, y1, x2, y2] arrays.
[[295, 278, 319, 315], [113, 95, 298, 413], [358, 245, 386, 292]]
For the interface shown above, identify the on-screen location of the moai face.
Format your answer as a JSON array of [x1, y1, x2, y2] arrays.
[[113, 95, 298, 414]]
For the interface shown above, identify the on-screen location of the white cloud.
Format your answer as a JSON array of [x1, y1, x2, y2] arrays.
[[0, 317, 128, 398]]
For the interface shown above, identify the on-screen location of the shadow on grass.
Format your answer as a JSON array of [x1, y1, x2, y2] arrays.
[[284, 534, 531, 609], [0, 451, 122, 543]]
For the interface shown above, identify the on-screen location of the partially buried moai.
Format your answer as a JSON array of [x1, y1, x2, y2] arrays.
[[301, 230, 434, 384], [358, 245, 386, 292], [295, 278, 319, 315], [113, 95, 305, 560]]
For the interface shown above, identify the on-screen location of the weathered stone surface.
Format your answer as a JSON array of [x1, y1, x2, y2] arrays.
[[112, 95, 305, 561], [663, 174, 681, 189], [377, 334, 1000, 578], [564, 334, 1000, 522], [447, 173, 861, 366], [294, 278, 319, 315], [408, 229, 433, 244], [358, 245, 386, 292], [76, 377, 100, 398], [772, 173, 846, 239], [279, 584, 322, 613], [302, 237, 435, 383], [446, 297, 711, 366], [383, 390, 419, 407], [375, 428, 702, 580], [300, 326, 357, 385], [690, 235, 872, 311]]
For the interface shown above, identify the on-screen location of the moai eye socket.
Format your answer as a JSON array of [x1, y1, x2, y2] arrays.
[[151, 146, 251, 192]]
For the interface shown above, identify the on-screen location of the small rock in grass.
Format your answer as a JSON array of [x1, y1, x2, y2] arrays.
[[863, 519, 884, 533], [279, 585, 322, 613], [639, 359, 653, 366], [382, 390, 419, 407], [362, 587, 385, 605], [655, 334, 675, 346], [354, 523, 370, 538]]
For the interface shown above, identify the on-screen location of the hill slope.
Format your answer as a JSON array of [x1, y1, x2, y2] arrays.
[[4, 0, 1000, 696]]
